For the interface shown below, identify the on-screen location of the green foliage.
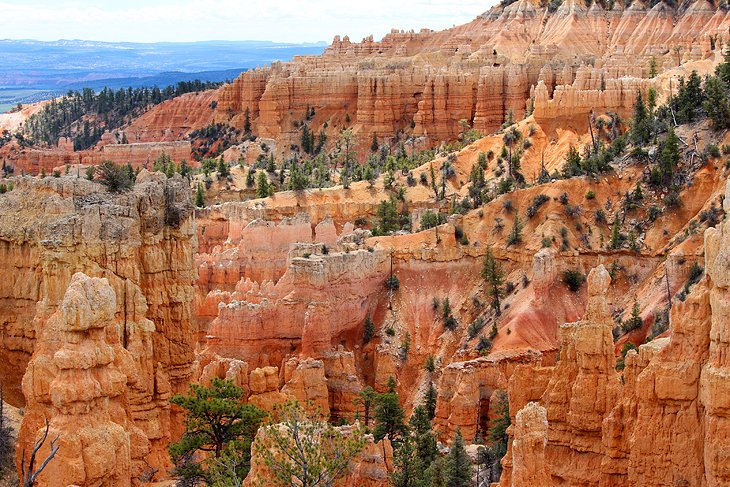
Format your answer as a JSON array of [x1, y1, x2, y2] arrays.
[[420, 210, 446, 230], [354, 387, 377, 427], [526, 193, 550, 219], [703, 76, 730, 129], [444, 430, 472, 487], [256, 171, 273, 198], [476, 336, 492, 354], [622, 299, 643, 333], [195, 183, 205, 208], [169, 379, 266, 484], [649, 56, 658, 78], [363, 315, 376, 345], [385, 274, 400, 291], [373, 378, 407, 444], [630, 92, 651, 147], [424, 354, 436, 373], [96, 160, 133, 192], [563, 269, 585, 293], [424, 382, 437, 421], [506, 212, 523, 246], [372, 197, 409, 236], [482, 249, 505, 316], [467, 318, 486, 340], [652, 126, 680, 188], [23, 81, 221, 149], [254, 401, 366, 487]]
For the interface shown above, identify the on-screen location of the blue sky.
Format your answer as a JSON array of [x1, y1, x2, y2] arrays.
[[0, 0, 494, 44]]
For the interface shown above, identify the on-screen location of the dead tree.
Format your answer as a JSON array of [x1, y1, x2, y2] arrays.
[[21, 420, 60, 487]]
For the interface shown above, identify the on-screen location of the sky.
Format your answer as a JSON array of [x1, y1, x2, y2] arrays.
[[0, 0, 494, 44]]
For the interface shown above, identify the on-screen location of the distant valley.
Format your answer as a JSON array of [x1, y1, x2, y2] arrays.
[[0, 39, 326, 111]]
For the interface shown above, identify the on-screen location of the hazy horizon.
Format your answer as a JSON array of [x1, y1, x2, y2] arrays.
[[0, 0, 493, 45]]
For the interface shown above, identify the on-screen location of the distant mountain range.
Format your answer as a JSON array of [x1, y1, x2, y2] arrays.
[[0, 39, 327, 111]]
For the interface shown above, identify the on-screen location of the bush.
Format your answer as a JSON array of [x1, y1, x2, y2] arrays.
[[564, 204, 582, 219], [385, 275, 400, 291], [526, 193, 549, 218], [502, 199, 514, 212], [476, 336, 492, 354], [559, 192, 569, 205], [96, 161, 133, 192], [468, 318, 486, 340], [505, 281, 515, 294], [444, 315, 458, 331], [648, 205, 662, 222], [563, 269, 585, 292], [664, 191, 682, 208], [688, 262, 704, 286], [385, 326, 395, 336], [594, 208, 607, 224], [705, 144, 721, 159], [586, 190, 596, 200]]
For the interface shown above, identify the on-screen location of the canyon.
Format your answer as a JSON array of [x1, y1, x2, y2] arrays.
[[1, 1, 730, 486]]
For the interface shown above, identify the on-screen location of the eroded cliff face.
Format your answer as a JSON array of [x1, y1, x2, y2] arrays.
[[0, 172, 197, 482], [500, 180, 730, 486], [216, 0, 728, 156]]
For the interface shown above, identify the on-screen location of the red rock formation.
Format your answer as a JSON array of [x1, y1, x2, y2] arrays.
[[510, 402, 553, 487], [17, 273, 150, 486], [0, 172, 197, 482]]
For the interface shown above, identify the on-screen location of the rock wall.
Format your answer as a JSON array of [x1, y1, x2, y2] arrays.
[[216, 0, 728, 155], [5, 141, 193, 176], [0, 172, 197, 483], [500, 179, 730, 486]]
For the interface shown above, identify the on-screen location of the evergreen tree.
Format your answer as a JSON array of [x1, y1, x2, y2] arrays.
[[243, 107, 251, 133], [354, 386, 377, 427], [424, 382, 437, 420], [410, 405, 438, 468], [716, 43, 730, 85], [507, 212, 523, 246], [371, 132, 379, 153], [481, 249, 505, 316], [301, 124, 312, 154], [444, 430, 472, 487], [216, 158, 229, 179], [630, 92, 650, 147], [676, 71, 704, 123], [658, 126, 680, 187], [390, 435, 425, 487], [373, 377, 407, 444], [195, 183, 205, 208], [169, 379, 266, 484], [610, 213, 621, 249], [256, 171, 272, 198], [363, 315, 375, 344], [246, 168, 255, 188], [703, 76, 730, 129], [267, 153, 276, 173]]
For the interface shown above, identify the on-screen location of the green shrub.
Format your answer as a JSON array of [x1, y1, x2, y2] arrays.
[[563, 269, 585, 292]]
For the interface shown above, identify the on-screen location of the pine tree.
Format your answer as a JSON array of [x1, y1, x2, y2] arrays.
[[703, 76, 730, 129], [481, 249, 505, 316], [371, 132, 379, 152], [195, 183, 205, 208], [169, 379, 266, 483], [507, 212, 523, 246], [244, 107, 251, 133], [630, 92, 650, 147], [246, 168, 255, 188], [216, 158, 229, 179], [363, 315, 375, 344], [658, 126, 680, 186], [410, 405, 438, 468], [610, 213, 621, 249], [444, 430, 472, 487], [354, 386, 377, 427], [267, 153, 276, 173], [373, 377, 407, 444], [716, 43, 730, 85], [425, 382, 437, 420], [256, 171, 272, 198], [390, 435, 425, 487]]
